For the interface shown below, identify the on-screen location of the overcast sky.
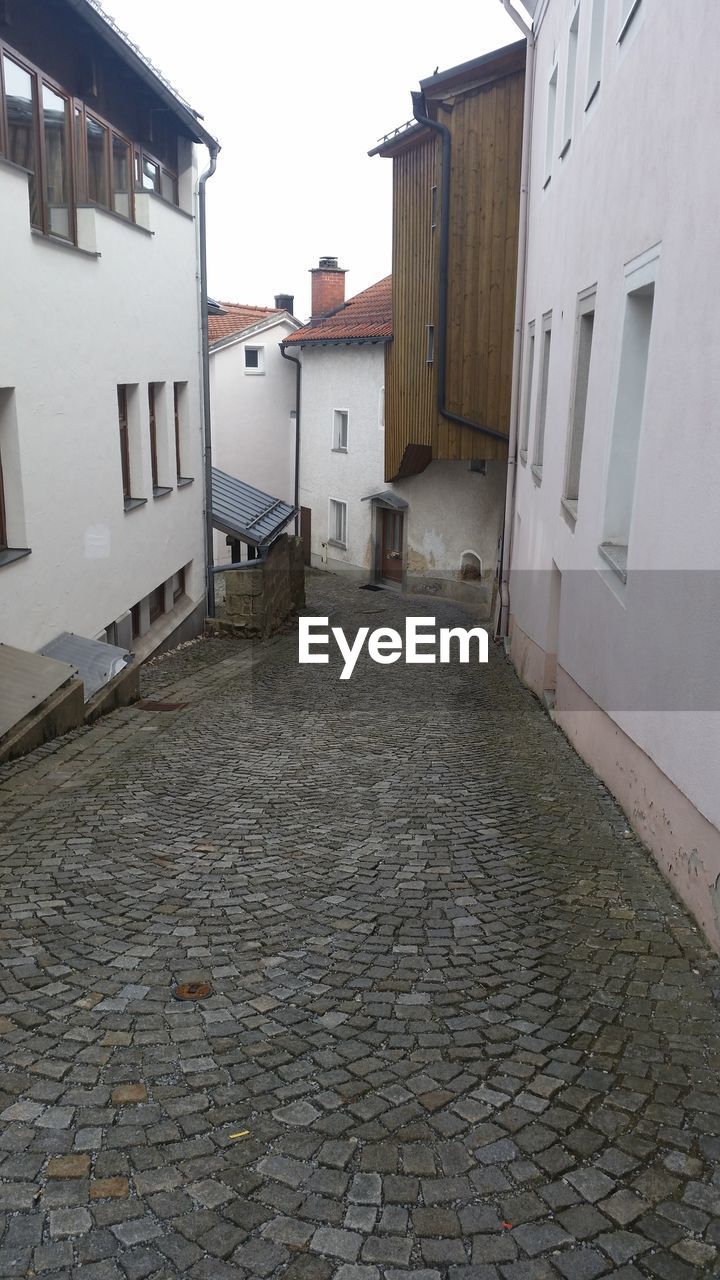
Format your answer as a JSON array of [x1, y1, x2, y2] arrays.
[[104, 0, 522, 317]]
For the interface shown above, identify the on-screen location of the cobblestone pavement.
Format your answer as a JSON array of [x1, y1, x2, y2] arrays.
[[1, 574, 720, 1280]]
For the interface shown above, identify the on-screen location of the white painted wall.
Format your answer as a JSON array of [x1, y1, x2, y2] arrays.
[[298, 344, 505, 584], [210, 316, 298, 564], [508, 1, 720, 826], [0, 157, 207, 654]]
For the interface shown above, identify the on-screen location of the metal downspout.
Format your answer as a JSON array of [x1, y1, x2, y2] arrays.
[[199, 143, 219, 617], [280, 344, 301, 534], [410, 92, 509, 445], [498, 0, 535, 637]]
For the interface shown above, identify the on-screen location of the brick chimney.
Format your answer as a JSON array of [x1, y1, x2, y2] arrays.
[[310, 256, 347, 323], [274, 293, 294, 313]]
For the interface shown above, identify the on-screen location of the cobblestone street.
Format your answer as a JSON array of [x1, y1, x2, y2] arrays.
[[1, 576, 720, 1280]]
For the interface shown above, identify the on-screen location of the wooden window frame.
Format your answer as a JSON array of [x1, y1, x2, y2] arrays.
[[117, 385, 131, 500], [0, 35, 184, 236], [0, 450, 7, 552], [135, 145, 179, 207], [149, 583, 165, 624], [148, 383, 159, 490], [173, 383, 182, 478]]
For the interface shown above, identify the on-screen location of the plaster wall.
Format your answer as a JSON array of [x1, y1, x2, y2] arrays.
[[210, 317, 298, 565], [508, 0, 720, 841], [0, 161, 207, 653]]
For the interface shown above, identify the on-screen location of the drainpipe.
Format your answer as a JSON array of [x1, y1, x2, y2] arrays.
[[280, 343, 301, 534], [411, 93, 509, 446], [199, 142, 220, 617], [498, 0, 536, 638]]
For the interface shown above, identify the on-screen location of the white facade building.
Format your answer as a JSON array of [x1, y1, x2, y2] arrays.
[[288, 267, 504, 607], [209, 302, 300, 566], [0, 0, 216, 666], [504, 0, 720, 946]]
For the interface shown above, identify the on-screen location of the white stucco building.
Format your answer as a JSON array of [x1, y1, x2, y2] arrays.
[[287, 263, 504, 606], [208, 300, 300, 566], [503, 0, 720, 947], [0, 0, 216, 670]]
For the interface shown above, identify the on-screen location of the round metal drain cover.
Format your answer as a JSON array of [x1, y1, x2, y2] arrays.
[[173, 981, 212, 1002]]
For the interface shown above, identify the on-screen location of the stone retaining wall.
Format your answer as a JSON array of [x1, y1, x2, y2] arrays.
[[224, 535, 305, 637]]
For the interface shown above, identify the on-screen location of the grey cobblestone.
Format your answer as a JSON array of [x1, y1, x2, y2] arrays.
[[1, 575, 720, 1278]]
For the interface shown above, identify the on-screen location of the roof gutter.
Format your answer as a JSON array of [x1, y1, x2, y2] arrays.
[[410, 91, 509, 446], [280, 344, 302, 534], [497, 0, 536, 638], [199, 143, 220, 618]]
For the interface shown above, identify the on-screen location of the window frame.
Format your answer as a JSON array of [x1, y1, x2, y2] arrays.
[[532, 311, 553, 480], [544, 64, 558, 188], [244, 345, 265, 375], [117, 384, 131, 501], [148, 383, 159, 491], [519, 320, 535, 462], [560, 2, 580, 159], [562, 288, 597, 518], [585, 0, 606, 109], [0, 449, 7, 552], [328, 498, 348, 549], [332, 408, 349, 453]]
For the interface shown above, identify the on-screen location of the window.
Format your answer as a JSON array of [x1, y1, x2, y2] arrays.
[[131, 602, 141, 638], [244, 346, 264, 374], [544, 65, 558, 187], [601, 250, 658, 579], [148, 384, 159, 490], [172, 566, 185, 602], [561, 4, 580, 158], [619, 0, 642, 41], [86, 114, 110, 208], [532, 314, 553, 478], [0, 449, 7, 553], [379, 386, 385, 430], [563, 291, 596, 516], [149, 584, 165, 624], [3, 55, 40, 227], [173, 383, 183, 479], [426, 325, 435, 364], [431, 185, 438, 230], [332, 409, 349, 452], [111, 134, 131, 218], [329, 499, 347, 548], [519, 322, 535, 460], [42, 82, 72, 240], [586, 0, 606, 107], [1, 38, 180, 239], [117, 385, 131, 500]]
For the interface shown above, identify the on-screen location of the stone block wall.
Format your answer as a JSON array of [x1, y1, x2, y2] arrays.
[[224, 535, 305, 638]]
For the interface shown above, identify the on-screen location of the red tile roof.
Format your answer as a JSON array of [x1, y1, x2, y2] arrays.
[[284, 276, 392, 346], [208, 303, 283, 345]]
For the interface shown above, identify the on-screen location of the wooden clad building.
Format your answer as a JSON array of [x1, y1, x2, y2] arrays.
[[372, 41, 526, 482]]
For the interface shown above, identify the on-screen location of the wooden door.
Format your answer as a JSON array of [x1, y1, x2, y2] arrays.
[[380, 508, 403, 583], [300, 506, 312, 565]]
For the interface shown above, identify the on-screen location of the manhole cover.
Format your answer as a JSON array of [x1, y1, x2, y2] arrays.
[[172, 981, 213, 1001], [136, 700, 188, 712]]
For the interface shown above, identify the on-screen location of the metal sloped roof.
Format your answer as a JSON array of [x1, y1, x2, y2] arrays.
[[39, 633, 131, 702], [361, 490, 409, 510], [211, 468, 296, 547], [0, 645, 77, 739]]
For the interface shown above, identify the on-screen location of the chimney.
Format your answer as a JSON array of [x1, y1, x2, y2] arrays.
[[310, 256, 347, 323], [274, 293, 294, 313]]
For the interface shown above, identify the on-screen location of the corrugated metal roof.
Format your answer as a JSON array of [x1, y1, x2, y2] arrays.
[[361, 490, 409, 510], [0, 645, 77, 738], [39, 633, 131, 702], [211, 468, 296, 546]]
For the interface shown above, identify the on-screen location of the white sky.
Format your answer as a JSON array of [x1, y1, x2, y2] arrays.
[[103, 0, 522, 317]]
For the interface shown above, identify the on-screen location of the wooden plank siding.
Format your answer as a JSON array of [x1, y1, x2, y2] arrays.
[[381, 58, 525, 481]]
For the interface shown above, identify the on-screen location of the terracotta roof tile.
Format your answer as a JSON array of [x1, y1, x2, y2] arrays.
[[284, 276, 392, 345], [208, 303, 282, 345]]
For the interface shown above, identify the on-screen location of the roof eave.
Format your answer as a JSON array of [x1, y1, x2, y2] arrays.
[[65, 0, 219, 150], [282, 334, 392, 349]]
